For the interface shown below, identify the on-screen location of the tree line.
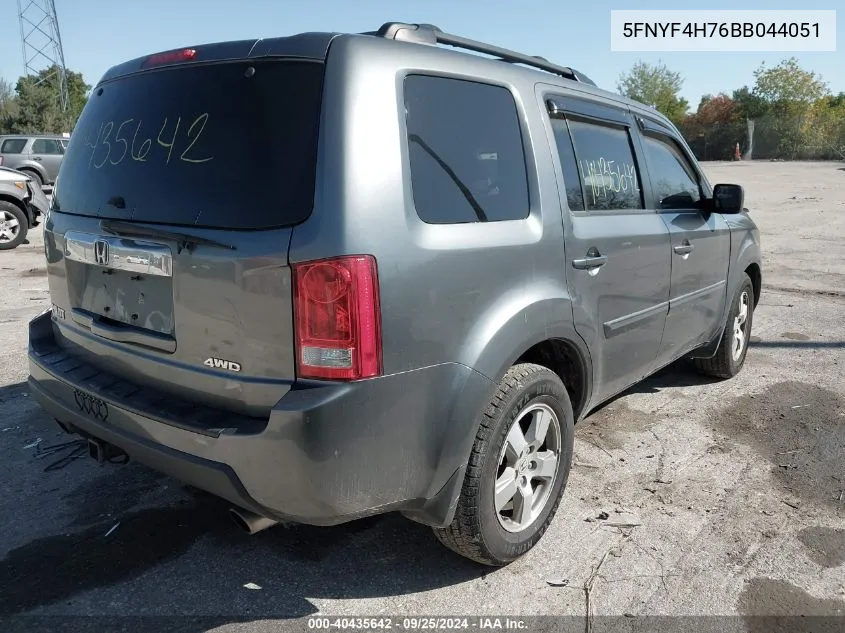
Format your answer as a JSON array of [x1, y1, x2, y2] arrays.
[[617, 57, 845, 161], [0, 65, 90, 136]]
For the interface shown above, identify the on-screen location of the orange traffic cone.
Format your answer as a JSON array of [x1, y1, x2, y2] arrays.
[[734, 143, 741, 161]]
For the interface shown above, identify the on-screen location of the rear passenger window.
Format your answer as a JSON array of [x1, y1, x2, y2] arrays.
[[404, 75, 529, 224], [1, 139, 26, 154], [642, 135, 701, 208], [568, 119, 643, 211], [31, 139, 63, 155]]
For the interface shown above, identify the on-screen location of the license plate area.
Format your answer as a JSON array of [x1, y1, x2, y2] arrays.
[[67, 265, 174, 336], [63, 231, 175, 336]]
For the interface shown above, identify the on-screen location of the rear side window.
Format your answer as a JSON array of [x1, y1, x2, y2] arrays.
[[568, 119, 643, 211], [642, 134, 701, 208], [404, 75, 529, 224], [1, 139, 26, 154], [32, 139, 64, 155], [54, 60, 324, 229]]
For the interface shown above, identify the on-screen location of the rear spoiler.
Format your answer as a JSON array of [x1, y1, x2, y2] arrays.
[[98, 32, 339, 84]]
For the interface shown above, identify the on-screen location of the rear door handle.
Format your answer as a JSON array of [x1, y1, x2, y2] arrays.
[[33, 156, 43, 161], [673, 242, 694, 255], [572, 255, 608, 270]]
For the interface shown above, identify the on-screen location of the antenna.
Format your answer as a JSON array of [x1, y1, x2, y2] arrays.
[[17, 0, 70, 113]]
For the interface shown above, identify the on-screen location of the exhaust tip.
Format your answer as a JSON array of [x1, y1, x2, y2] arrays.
[[229, 507, 278, 535], [229, 507, 252, 533]]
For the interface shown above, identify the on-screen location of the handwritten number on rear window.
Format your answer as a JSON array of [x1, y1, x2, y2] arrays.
[[111, 119, 134, 165], [131, 120, 152, 162], [93, 122, 114, 169], [88, 113, 214, 168], [180, 113, 213, 164], [86, 122, 104, 169], [157, 117, 182, 164]]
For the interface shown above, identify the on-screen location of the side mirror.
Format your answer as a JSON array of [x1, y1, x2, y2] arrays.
[[713, 183, 745, 214]]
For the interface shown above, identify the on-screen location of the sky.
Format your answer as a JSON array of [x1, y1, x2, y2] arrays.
[[1, 0, 842, 108]]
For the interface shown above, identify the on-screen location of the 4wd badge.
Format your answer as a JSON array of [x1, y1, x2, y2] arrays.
[[204, 357, 242, 372]]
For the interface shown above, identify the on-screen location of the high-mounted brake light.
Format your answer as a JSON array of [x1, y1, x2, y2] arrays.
[[293, 255, 382, 381], [143, 48, 197, 67]]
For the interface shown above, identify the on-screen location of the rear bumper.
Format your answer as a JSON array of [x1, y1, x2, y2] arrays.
[[28, 310, 493, 526]]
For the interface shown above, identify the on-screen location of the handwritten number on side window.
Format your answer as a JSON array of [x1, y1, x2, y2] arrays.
[[581, 159, 639, 205]]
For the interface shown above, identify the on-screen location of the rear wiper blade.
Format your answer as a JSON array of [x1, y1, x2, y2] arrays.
[[100, 220, 237, 254]]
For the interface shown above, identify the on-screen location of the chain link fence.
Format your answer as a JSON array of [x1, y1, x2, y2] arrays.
[[680, 115, 845, 161]]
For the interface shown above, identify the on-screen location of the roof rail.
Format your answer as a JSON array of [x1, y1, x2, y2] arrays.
[[372, 22, 597, 87]]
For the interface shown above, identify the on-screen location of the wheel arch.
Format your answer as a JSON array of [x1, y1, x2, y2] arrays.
[[514, 338, 591, 421], [17, 165, 46, 183], [403, 297, 594, 528], [745, 262, 761, 308], [0, 194, 29, 219], [691, 229, 761, 359], [467, 292, 594, 427]]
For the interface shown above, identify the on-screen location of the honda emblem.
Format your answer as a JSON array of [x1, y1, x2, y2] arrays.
[[94, 240, 110, 266]]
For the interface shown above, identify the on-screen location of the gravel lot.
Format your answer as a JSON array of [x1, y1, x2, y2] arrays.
[[1, 162, 843, 631]]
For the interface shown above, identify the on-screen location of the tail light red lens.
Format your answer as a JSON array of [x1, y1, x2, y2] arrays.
[[293, 255, 382, 380]]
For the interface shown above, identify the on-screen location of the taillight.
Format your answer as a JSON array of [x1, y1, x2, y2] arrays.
[[0, 157, 4, 165], [293, 255, 382, 381]]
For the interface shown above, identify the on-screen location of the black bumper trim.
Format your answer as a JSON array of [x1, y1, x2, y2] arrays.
[[27, 374, 285, 522], [29, 328, 265, 439]]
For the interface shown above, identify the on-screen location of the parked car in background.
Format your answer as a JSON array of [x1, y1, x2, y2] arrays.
[[0, 134, 67, 187], [0, 166, 50, 250]]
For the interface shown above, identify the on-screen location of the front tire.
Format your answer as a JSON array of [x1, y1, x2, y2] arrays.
[[695, 273, 755, 379], [433, 363, 574, 566]]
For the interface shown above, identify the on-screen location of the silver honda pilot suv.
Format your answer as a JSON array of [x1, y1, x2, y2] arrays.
[[27, 21, 761, 565]]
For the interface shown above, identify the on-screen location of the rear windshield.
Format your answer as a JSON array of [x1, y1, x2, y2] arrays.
[[54, 59, 324, 229]]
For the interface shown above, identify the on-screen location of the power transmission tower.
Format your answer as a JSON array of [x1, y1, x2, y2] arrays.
[[17, 0, 70, 113]]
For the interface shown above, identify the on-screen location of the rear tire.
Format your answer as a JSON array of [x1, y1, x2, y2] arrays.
[[694, 273, 755, 379], [0, 202, 28, 251], [432, 363, 574, 566]]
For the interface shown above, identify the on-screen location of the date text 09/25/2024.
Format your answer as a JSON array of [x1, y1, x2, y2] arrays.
[[307, 617, 529, 630]]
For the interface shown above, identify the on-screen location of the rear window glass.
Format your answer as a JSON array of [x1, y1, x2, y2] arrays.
[[1, 139, 26, 154], [54, 60, 324, 229]]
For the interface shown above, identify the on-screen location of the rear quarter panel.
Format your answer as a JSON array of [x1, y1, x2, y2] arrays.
[[292, 36, 586, 381], [288, 36, 589, 504]]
